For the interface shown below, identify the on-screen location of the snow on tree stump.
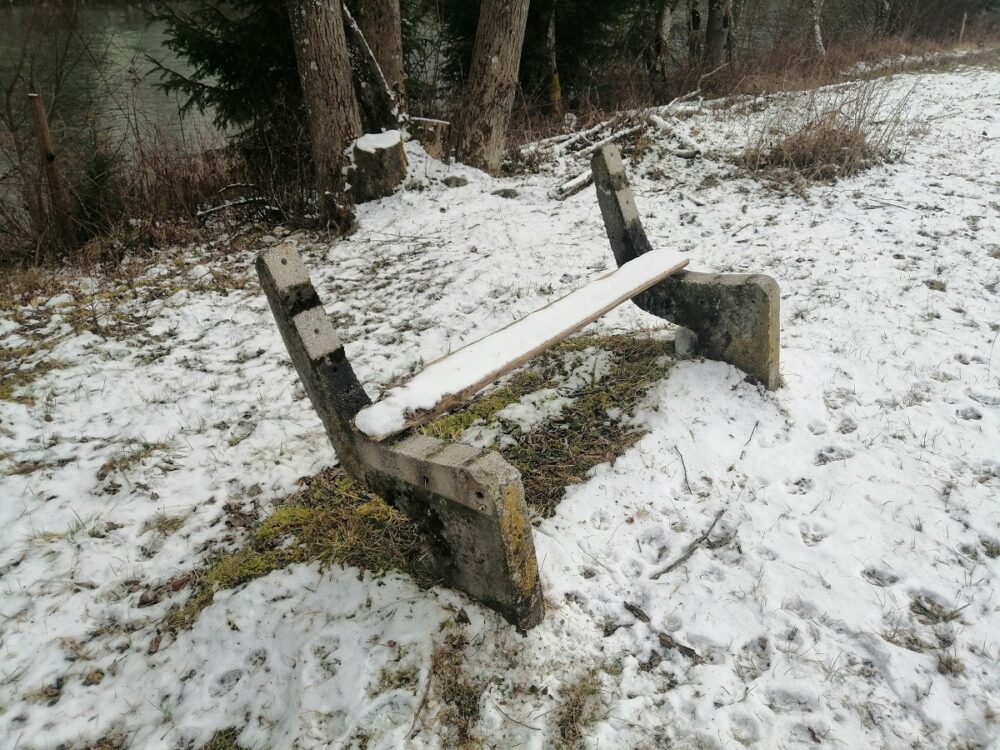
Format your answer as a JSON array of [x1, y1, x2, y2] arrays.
[[409, 118, 450, 160], [349, 131, 408, 203]]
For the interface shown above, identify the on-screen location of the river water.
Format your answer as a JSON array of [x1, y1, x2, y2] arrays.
[[0, 1, 220, 159]]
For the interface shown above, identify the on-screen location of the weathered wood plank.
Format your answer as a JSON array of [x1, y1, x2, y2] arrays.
[[354, 249, 689, 441]]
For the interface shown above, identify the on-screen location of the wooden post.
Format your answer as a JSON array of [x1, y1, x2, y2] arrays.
[[28, 92, 73, 247], [959, 12, 968, 44]]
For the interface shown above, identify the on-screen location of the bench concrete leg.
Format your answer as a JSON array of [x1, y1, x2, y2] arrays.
[[257, 245, 544, 629], [592, 144, 781, 390]]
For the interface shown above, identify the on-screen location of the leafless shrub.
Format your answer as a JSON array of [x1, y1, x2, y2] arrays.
[[737, 76, 912, 182]]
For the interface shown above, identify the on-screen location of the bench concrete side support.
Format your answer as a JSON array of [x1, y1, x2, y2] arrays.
[[592, 145, 781, 390], [257, 246, 544, 629]]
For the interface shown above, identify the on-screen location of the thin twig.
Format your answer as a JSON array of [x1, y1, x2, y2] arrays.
[[738, 420, 759, 461], [493, 701, 542, 731], [407, 674, 432, 740], [675, 446, 692, 494], [650, 509, 725, 580]]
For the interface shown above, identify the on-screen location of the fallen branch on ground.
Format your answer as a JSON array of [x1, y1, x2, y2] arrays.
[[650, 509, 726, 580]]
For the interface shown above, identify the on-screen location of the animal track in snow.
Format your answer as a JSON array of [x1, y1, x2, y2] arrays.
[[814, 445, 854, 466], [799, 521, 830, 546]]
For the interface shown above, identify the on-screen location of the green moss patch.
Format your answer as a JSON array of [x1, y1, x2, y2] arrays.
[[164, 469, 435, 633]]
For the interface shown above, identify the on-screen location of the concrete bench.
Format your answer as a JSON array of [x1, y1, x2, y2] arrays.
[[255, 143, 779, 630]]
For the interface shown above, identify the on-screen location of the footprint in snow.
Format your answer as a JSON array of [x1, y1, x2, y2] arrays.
[[735, 636, 773, 682], [836, 417, 857, 434], [799, 521, 829, 546], [814, 445, 854, 466], [862, 566, 902, 587], [209, 668, 243, 697], [786, 477, 814, 495]]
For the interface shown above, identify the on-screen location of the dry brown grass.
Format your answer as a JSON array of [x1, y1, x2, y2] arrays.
[[736, 76, 912, 183], [555, 671, 603, 747], [431, 630, 485, 749]]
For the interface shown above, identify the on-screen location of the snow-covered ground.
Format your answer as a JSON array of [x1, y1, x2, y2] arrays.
[[2, 63, 999, 749]]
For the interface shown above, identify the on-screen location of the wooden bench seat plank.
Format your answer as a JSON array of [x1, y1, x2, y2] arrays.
[[354, 249, 689, 441]]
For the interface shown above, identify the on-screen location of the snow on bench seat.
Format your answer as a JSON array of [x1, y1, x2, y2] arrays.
[[354, 249, 689, 441]]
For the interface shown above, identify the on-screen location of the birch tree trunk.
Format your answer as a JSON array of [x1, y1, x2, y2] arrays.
[[286, 0, 361, 228], [653, 0, 680, 92], [811, 0, 826, 57], [724, 0, 739, 63], [451, 0, 531, 174], [353, 0, 406, 109]]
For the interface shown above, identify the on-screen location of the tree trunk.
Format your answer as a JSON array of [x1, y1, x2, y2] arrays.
[[451, 0, 531, 174], [811, 0, 826, 57], [724, 0, 738, 63], [545, 5, 564, 117], [704, 0, 728, 70], [353, 0, 406, 109], [653, 0, 680, 93], [687, 0, 702, 64], [343, 4, 400, 132], [286, 0, 362, 228]]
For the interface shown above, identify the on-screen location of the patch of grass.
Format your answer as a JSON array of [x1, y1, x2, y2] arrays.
[[164, 469, 434, 633], [0, 359, 71, 403], [910, 595, 966, 625], [373, 662, 419, 696], [555, 671, 603, 748], [422, 332, 674, 515], [420, 370, 552, 440], [96, 441, 169, 481], [201, 728, 246, 750], [937, 651, 966, 676], [81, 733, 127, 750], [882, 627, 932, 653], [981, 538, 1000, 559], [503, 334, 674, 515], [432, 630, 484, 750], [143, 514, 186, 537]]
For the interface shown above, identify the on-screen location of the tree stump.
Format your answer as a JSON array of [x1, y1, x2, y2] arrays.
[[409, 118, 450, 160], [349, 131, 408, 203]]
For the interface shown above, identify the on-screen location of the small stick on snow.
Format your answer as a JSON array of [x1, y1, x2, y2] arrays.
[[493, 701, 543, 731], [650, 509, 725, 580], [675, 447, 692, 494], [407, 674, 433, 740]]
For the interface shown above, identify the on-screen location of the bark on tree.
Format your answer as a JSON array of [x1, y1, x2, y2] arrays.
[[810, 0, 827, 57], [688, 0, 703, 63], [343, 4, 400, 132], [452, 0, 531, 174], [704, 0, 728, 70], [724, 0, 739, 63], [545, 5, 564, 116], [653, 0, 681, 93], [286, 0, 361, 228], [353, 0, 406, 109]]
